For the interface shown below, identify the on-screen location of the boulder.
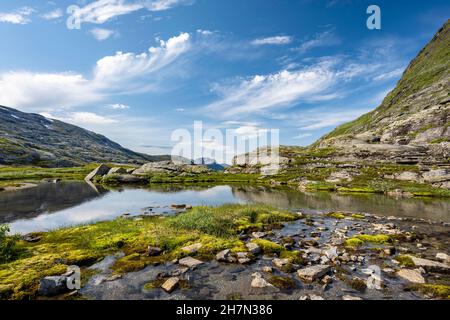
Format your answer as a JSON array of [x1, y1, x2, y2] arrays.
[[251, 232, 267, 239], [396, 269, 426, 284], [179, 257, 204, 268], [147, 246, 162, 256], [436, 252, 450, 264], [133, 161, 210, 175], [38, 276, 69, 296], [108, 167, 127, 175], [246, 242, 262, 255], [85, 164, 111, 182], [297, 265, 332, 282], [251, 272, 273, 288], [216, 249, 235, 263], [237, 252, 251, 264], [161, 277, 180, 293], [272, 258, 290, 269]]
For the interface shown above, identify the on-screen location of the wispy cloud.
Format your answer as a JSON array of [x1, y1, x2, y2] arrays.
[[40, 111, 117, 125], [204, 59, 338, 118], [0, 33, 191, 111], [295, 30, 340, 53], [90, 28, 117, 41], [373, 67, 404, 81], [251, 36, 292, 46], [41, 8, 63, 20], [0, 7, 34, 25], [108, 103, 130, 109], [74, 0, 195, 25]]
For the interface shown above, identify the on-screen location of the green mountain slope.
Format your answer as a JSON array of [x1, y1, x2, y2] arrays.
[[317, 19, 449, 153]]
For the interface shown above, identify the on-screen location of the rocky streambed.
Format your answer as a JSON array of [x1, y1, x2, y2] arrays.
[[72, 211, 450, 300]]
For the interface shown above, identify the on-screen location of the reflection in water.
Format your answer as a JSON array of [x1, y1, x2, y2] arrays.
[[231, 186, 450, 222], [1, 182, 449, 234]]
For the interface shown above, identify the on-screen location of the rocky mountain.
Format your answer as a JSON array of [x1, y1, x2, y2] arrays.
[[314, 19, 449, 164], [0, 106, 170, 167]]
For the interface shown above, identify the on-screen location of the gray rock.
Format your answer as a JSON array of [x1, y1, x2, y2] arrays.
[[251, 272, 273, 288], [396, 269, 426, 284], [38, 276, 68, 296], [404, 255, 450, 272], [161, 277, 180, 293], [108, 167, 127, 175], [133, 161, 210, 175], [246, 242, 262, 255], [147, 246, 162, 256], [179, 257, 204, 268], [297, 265, 332, 282], [436, 252, 450, 264], [85, 164, 111, 182], [272, 258, 290, 269], [216, 249, 235, 263], [251, 232, 267, 239]]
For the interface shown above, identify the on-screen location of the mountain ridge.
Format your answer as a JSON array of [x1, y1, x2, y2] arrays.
[[0, 105, 170, 167]]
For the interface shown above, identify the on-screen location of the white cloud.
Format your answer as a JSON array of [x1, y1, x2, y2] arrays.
[[0, 72, 102, 111], [41, 8, 63, 20], [293, 133, 312, 139], [251, 36, 292, 46], [67, 112, 118, 124], [296, 108, 370, 131], [40, 111, 117, 125], [0, 7, 34, 24], [94, 32, 190, 87], [75, 0, 194, 25], [175, 108, 185, 112], [205, 60, 337, 117], [108, 103, 130, 109], [296, 30, 340, 53], [90, 28, 116, 41], [373, 67, 404, 81], [0, 33, 191, 111]]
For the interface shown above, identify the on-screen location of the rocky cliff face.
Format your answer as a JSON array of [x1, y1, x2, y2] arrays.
[[0, 106, 170, 167], [315, 19, 449, 164]]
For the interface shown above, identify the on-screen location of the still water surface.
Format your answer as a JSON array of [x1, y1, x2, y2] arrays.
[[0, 181, 449, 234]]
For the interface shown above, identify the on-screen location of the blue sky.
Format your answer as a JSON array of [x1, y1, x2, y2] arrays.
[[0, 0, 448, 161]]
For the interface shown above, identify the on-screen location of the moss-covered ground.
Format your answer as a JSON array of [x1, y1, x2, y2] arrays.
[[0, 204, 299, 300]]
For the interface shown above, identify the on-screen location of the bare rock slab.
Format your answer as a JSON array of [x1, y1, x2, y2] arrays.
[[179, 257, 204, 268], [405, 255, 450, 273], [161, 277, 180, 293], [397, 269, 425, 284], [297, 265, 331, 282]]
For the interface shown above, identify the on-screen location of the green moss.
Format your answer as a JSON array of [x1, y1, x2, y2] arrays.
[[327, 212, 346, 219], [345, 234, 392, 247], [413, 284, 450, 299], [337, 187, 377, 194], [0, 204, 298, 299], [268, 276, 296, 289], [279, 250, 304, 265], [394, 255, 415, 267], [252, 239, 283, 254], [351, 214, 365, 219]]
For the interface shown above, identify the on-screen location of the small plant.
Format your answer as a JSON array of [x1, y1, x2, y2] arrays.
[[0, 225, 19, 264]]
